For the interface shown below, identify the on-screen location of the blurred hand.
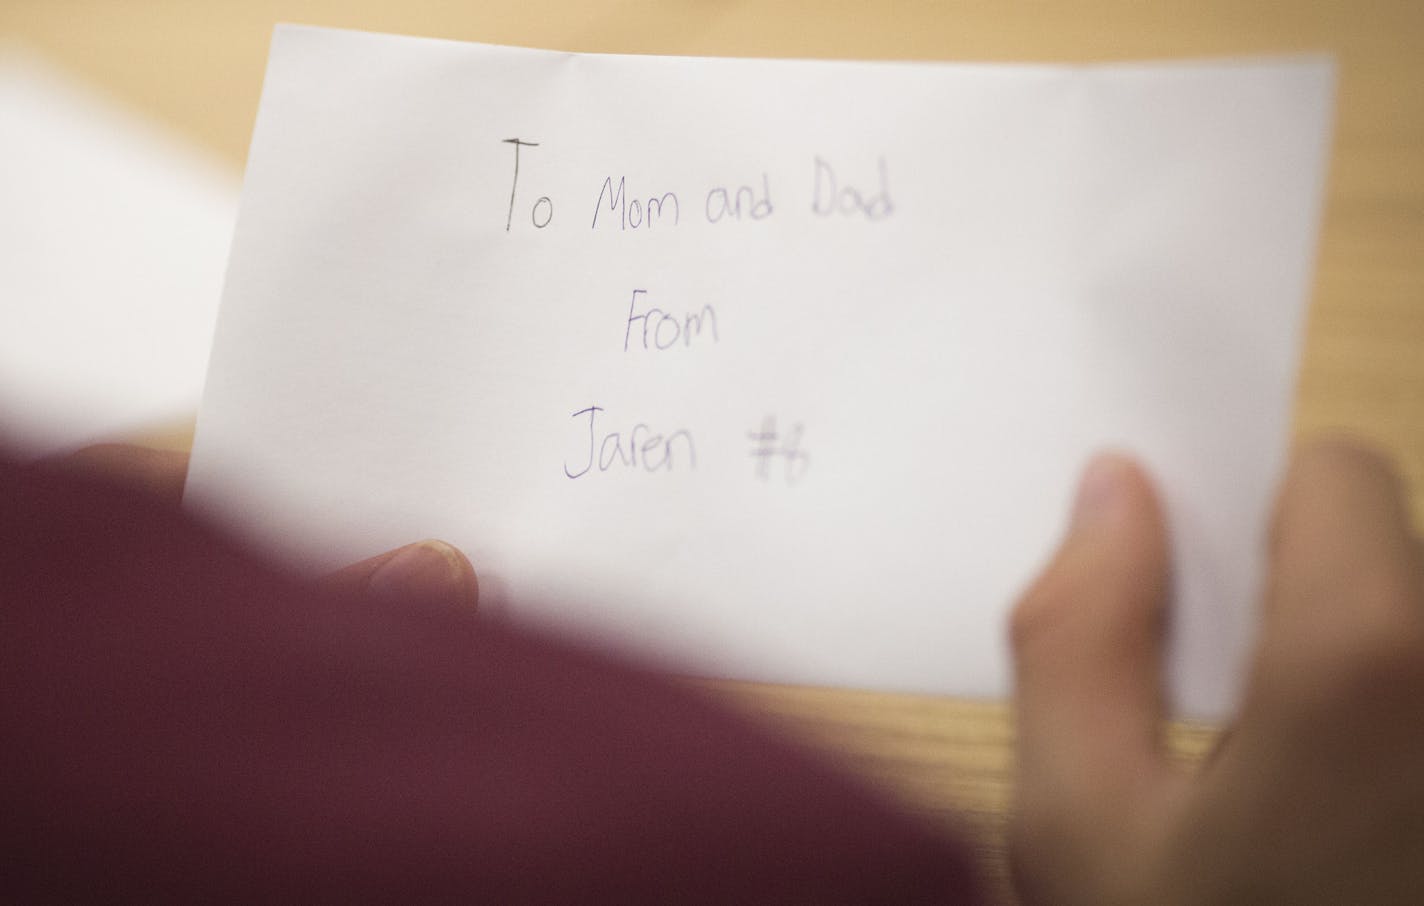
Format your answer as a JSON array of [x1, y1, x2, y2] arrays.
[[1009, 439, 1424, 905], [48, 443, 479, 611]]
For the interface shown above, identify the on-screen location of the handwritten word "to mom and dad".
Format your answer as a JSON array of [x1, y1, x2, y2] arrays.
[[500, 139, 894, 231]]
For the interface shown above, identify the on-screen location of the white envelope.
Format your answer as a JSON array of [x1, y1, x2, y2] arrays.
[[187, 25, 1333, 718]]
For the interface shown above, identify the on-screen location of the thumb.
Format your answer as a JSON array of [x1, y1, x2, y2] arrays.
[[1010, 453, 1173, 818], [321, 539, 479, 612]]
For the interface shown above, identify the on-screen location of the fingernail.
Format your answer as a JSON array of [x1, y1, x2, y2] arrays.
[[1071, 453, 1131, 530], [368, 540, 476, 608]]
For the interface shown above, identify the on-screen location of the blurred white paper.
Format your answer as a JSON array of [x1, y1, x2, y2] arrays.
[[188, 25, 1333, 717], [0, 48, 238, 456]]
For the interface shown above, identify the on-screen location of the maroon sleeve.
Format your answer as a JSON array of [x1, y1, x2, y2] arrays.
[[0, 453, 984, 903]]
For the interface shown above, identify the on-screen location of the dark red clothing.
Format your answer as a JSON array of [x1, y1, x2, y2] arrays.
[[0, 453, 981, 902]]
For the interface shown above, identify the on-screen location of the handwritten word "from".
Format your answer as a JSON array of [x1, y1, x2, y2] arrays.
[[623, 289, 719, 352]]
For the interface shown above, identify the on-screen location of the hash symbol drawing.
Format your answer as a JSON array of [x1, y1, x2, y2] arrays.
[[748, 416, 810, 485]]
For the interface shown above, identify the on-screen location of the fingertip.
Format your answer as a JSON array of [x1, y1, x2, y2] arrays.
[[46, 443, 191, 503], [1012, 452, 1165, 655], [368, 539, 479, 611], [1263, 436, 1421, 664], [1010, 450, 1172, 798], [1067, 451, 1141, 531], [1272, 436, 1415, 571], [1285, 435, 1403, 500]]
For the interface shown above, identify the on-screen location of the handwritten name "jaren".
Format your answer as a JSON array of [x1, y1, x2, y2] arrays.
[[564, 405, 696, 479]]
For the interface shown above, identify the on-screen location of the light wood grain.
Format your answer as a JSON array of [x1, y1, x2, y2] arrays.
[[5, 2, 1419, 899]]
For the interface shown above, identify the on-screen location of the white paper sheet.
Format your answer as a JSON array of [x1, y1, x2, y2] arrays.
[[187, 25, 1333, 717], [0, 47, 239, 456]]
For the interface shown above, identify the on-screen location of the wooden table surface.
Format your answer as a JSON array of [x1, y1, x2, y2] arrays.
[[5, 1, 1420, 899]]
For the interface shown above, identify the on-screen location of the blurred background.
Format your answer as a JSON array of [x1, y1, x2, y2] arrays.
[[2, 1, 1419, 898]]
